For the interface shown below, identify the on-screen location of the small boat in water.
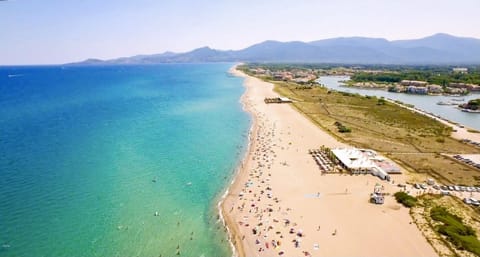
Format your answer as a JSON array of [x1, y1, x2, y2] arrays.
[[436, 101, 457, 106], [461, 109, 480, 113], [451, 98, 465, 102]]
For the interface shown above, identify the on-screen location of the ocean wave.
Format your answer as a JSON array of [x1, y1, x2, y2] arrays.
[[8, 74, 24, 78]]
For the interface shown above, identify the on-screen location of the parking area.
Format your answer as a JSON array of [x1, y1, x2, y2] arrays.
[[461, 139, 480, 148], [452, 154, 480, 169], [396, 180, 480, 207]]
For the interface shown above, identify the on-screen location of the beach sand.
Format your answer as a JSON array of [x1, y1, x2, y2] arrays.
[[221, 66, 438, 257]]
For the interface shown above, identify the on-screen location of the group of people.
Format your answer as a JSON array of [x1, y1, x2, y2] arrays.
[[230, 110, 315, 256]]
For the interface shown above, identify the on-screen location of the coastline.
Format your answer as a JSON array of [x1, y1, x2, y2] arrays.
[[220, 65, 258, 257], [222, 65, 438, 257]]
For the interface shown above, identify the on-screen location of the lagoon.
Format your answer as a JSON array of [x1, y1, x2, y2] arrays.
[[319, 76, 480, 130]]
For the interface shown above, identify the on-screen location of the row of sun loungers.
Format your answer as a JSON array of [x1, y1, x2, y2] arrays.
[[309, 149, 334, 172]]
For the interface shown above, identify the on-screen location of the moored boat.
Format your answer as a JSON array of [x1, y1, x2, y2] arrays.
[[437, 101, 457, 105], [461, 109, 480, 113]]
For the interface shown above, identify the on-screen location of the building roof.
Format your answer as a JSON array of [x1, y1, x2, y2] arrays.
[[331, 148, 377, 170], [331, 148, 399, 176]]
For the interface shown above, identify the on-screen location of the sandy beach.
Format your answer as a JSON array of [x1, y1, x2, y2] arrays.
[[221, 66, 438, 257]]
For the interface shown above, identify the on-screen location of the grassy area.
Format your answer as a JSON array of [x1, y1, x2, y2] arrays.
[[394, 191, 418, 208], [243, 64, 480, 254], [431, 206, 480, 255], [270, 79, 480, 185], [412, 195, 480, 257]]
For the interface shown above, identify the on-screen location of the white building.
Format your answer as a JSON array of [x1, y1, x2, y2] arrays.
[[331, 148, 395, 180], [279, 97, 292, 103], [453, 67, 468, 73]]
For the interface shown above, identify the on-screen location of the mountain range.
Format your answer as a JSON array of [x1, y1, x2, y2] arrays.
[[73, 33, 480, 65]]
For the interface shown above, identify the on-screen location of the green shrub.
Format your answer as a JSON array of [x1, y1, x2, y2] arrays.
[[377, 98, 386, 105], [394, 191, 417, 208], [334, 121, 352, 133], [338, 125, 352, 133], [430, 206, 480, 255]]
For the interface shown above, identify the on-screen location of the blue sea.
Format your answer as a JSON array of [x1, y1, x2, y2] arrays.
[[0, 64, 250, 256]]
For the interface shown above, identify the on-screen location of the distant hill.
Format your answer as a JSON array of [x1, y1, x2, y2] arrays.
[[69, 33, 480, 65]]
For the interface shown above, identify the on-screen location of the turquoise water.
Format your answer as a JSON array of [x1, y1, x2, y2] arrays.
[[0, 64, 250, 256], [319, 76, 480, 130]]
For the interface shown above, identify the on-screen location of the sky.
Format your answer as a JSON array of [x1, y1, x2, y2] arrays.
[[1, 0, 480, 65]]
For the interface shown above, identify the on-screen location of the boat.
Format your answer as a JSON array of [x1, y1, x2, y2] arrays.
[[461, 109, 480, 113], [436, 101, 457, 106], [451, 97, 465, 101]]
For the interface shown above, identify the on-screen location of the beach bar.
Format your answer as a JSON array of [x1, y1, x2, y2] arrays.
[[264, 97, 293, 104], [331, 148, 398, 180]]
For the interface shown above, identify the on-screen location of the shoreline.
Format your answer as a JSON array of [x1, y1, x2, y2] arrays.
[[219, 64, 256, 257], [222, 65, 438, 257]]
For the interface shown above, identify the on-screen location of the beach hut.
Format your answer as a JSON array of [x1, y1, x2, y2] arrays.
[[279, 97, 292, 103]]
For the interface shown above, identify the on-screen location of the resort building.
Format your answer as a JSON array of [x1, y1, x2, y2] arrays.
[[406, 86, 428, 94], [453, 67, 468, 73], [427, 84, 443, 94], [444, 87, 469, 94], [449, 83, 480, 92], [331, 148, 401, 180], [388, 85, 406, 93], [400, 80, 428, 87], [272, 71, 293, 81]]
